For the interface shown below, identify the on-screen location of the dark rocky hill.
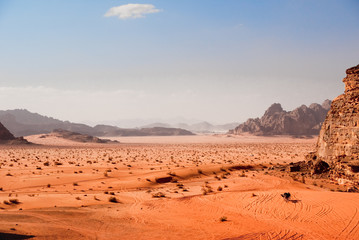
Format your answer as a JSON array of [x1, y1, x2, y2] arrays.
[[0, 121, 30, 144], [229, 100, 331, 136]]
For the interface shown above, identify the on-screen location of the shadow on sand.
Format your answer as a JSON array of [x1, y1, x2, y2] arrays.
[[0, 232, 35, 240]]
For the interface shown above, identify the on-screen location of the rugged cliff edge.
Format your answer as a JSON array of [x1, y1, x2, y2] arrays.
[[309, 65, 359, 184]]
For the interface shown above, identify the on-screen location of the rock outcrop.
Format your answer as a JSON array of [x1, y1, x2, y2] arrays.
[[229, 100, 331, 136], [0, 121, 16, 141], [0, 121, 29, 144], [310, 65, 359, 180], [50, 129, 119, 144]]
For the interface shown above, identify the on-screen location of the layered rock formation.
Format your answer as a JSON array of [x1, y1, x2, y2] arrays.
[[229, 100, 331, 136], [311, 65, 359, 180]]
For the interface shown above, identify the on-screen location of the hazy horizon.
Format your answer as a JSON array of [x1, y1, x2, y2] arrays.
[[1, 0, 358, 124]]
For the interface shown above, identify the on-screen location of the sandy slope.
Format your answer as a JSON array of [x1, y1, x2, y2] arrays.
[[0, 135, 358, 239]]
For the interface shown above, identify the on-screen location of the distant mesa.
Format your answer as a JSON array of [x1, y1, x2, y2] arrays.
[[141, 121, 239, 133], [229, 100, 331, 136], [309, 64, 359, 182], [49, 129, 119, 144], [0, 109, 195, 137], [0, 121, 30, 144]]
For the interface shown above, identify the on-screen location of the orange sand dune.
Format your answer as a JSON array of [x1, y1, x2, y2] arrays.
[[0, 135, 357, 239]]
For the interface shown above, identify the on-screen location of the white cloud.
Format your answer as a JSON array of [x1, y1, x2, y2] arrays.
[[104, 4, 161, 19]]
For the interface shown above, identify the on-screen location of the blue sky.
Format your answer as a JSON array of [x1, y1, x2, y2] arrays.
[[0, 0, 358, 125]]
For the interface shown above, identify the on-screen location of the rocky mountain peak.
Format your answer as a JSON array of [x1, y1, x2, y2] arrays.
[[343, 64, 359, 93], [229, 100, 330, 136], [321, 99, 332, 110], [0, 121, 15, 140], [264, 103, 284, 116]]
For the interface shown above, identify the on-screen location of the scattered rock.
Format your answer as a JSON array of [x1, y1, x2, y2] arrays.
[[289, 165, 301, 172], [155, 176, 173, 184]]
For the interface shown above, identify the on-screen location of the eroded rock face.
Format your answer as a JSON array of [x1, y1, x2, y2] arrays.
[[310, 65, 359, 187], [316, 64, 359, 161]]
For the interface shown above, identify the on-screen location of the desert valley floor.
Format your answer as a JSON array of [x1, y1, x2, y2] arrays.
[[0, 135, 359, 240]]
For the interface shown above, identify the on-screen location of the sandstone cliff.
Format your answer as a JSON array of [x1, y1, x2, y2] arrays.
[[229, 100, 331, 136], [312, 65, 359, 178]]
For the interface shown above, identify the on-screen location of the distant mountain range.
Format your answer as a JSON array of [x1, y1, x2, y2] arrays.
[[0, 109, 194, 137], [0, 100, 331, 138], [229, 100, 332, 136]]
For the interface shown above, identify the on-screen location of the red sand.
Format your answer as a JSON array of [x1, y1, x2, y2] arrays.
[[0, 135, 357, 239]]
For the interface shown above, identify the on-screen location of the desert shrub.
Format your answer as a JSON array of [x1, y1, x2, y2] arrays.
[[9, 199, 20, 204], [220, 216, 228, 222], [152, 192, 166, 198], [217, 186, 223, 191], [201, 184, 213, 195], [281, 192, 291, 200], [109, 196, 119, 203]]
